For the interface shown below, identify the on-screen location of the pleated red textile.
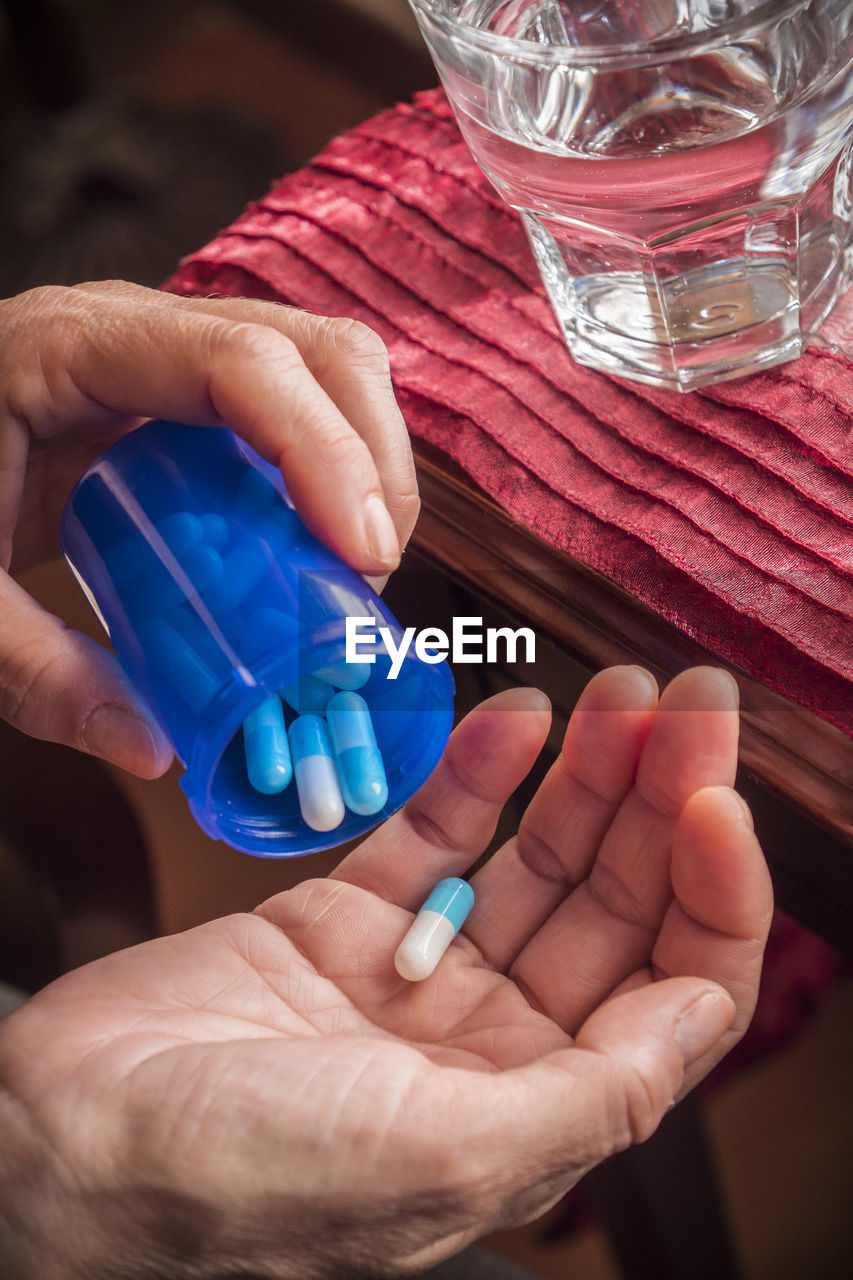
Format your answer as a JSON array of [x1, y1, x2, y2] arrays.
[[164, 88, 853, 733]]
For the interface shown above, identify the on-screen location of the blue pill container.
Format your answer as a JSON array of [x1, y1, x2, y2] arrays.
[[60, 419, 455, 856]]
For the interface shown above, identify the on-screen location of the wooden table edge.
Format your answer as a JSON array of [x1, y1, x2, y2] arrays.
[[412, 446, 853, 845]]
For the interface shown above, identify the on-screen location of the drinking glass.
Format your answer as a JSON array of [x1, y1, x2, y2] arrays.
[[408, 1, 853, 390]]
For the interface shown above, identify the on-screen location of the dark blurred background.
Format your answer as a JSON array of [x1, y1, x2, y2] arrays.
[[0, 0, 434, 294], [1, 4, 853, 1279]]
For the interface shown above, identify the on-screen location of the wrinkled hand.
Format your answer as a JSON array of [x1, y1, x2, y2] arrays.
[[0, 280, 417, 775], [0, 667, 772, 1280]]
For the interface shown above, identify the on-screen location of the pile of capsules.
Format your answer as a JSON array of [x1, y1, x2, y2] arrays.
[[241, 676, 388, 833], [102, 469, 388, 834]]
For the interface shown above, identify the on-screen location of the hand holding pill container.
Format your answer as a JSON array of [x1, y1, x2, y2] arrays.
[[60, 420, 454, 856]]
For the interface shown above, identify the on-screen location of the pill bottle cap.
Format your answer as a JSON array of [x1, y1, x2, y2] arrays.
[[60, 420, 454, 856]]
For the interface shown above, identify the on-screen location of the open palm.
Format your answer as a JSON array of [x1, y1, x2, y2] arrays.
[[0, 666, 771, 1279]]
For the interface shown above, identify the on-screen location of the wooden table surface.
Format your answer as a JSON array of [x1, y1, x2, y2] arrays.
[[412, 441, 853, 955]]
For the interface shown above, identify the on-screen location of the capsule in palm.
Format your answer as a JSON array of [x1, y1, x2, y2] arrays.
[[325, 691, 388, 816], [394, 878, 475, 982], [288, 715, 345, 832], [243, 694, 292, 795]]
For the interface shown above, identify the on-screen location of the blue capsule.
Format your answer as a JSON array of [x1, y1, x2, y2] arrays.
[[325, 691, 388, 816], [165, 593, 235, 677], [121, 542, 222, 620], [198, 512, 230, 548], [138, 616, 219, 712], [242, 695, 292, 795], [104, 511, 204, 593], [313, 660, 371, 691], [281, 674, 335, 716], [217, 538, 272, 608], [256, 505, 300, 552], [240, 608, 299, 666], [288, 715, 345, 832]]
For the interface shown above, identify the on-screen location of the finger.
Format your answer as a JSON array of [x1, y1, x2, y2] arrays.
[[0, 411, 27, 569], [7, 283, 400, 572], [466, 665, 659, 970], [635, 666, 741, 808], [136, 291, 420, 550], [508, 668, 740, 1031], [280, 310, 419, 547], [427, 978, 735, 1208], [651, 785, 773, 1090], [589, 665, 740, 925], [332, 687, 552, 909], [0, 572, 172, 777]]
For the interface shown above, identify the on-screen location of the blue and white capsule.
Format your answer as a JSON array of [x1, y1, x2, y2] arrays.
[[325, 691, 388, 816], [394, 878, 475, 982], [242, 694, 292, 795], [288, 715, 345, 832]]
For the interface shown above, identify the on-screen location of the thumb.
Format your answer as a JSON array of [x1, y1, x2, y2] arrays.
[[573, 977, 736, 1146], [417, 979, 735, 1239], [449, 978, 735, 1193], [0, 573, 172, 778]]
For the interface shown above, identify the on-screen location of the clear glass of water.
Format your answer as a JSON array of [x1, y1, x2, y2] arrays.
[[407, 0, 853, 391]]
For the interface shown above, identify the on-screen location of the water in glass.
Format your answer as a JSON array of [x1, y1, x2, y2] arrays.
[[414, 0, 853, 389]]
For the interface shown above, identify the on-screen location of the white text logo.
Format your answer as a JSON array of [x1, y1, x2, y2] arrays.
[[346, 616, 536, 679]]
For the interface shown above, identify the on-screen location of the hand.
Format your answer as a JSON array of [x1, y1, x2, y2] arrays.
[[0, 666, 772, 1280], [0, 280, 418, 776]]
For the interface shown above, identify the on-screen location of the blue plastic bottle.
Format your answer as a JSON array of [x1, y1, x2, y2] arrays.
[[60, 420, 454, 856]]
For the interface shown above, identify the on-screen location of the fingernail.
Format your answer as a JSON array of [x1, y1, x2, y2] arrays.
[[627, 665, 659, 695], [83, 704, 168, 775], [674, 989, 735, 1061], [499, 686, 551, 714], [363, 495, 400, 569], [708, 668, 740, 709], [731, 789, 755, 829]]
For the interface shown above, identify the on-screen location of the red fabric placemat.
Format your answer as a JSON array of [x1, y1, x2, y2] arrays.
[[165, 88, 853, 735]]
